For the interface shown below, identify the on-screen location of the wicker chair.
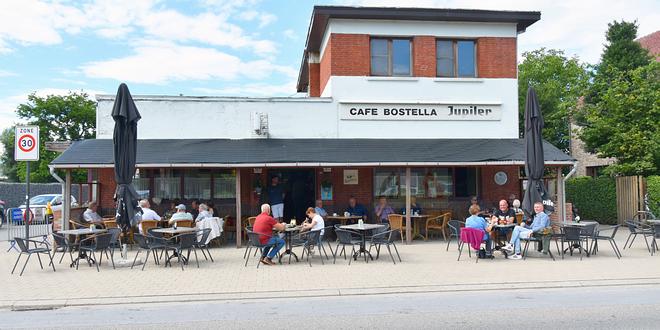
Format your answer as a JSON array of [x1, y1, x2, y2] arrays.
[[387, 214, 405, 243], [426, 212, 451, 240], [140, 220, 159, 234], [175, 220, 193, 228]]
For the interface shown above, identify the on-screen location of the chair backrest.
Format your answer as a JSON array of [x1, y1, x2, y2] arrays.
[[53, 232, 68, 247], [388, 214, 404, 231], [141, 220, 159, 233], [133, 233, 150, 249], [607, 225, 620, 239], [322, 226, 334, 241], [107, 228, 122, 245], [447, 220, 463, 236], [176, 220, 193, 228], [103, 220, 117, 229], [335, 229, 357, 244], [246, 230, 267, 247], [197, 228, 212, 244], [562, 226, 582, 240], [306, 230, 322, 246], [387, 229, 401, 243], [440, 212, 451, 227], [248, 216, 257, 226], [14, 237, 29, 252], [580, 223, 598, 238], [654, 223, 660, 238], [70, 220, 85, 229], [515, 213, 524, 225], [147, 227, 164, 239], [93, 233, 113, 249], [176, 233, 197, 249]]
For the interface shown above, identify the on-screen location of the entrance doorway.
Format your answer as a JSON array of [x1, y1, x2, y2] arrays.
[[268, 169, 316, 221]]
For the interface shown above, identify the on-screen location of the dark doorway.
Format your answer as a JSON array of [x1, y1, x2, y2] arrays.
[[268, 169, 316, 222]]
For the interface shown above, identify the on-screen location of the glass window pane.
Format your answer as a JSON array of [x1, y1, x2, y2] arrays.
[[436, 40, 453, 59], [132, 178, 150, 199], [154, 177, 180, 200], [374, 170, 399, 197], [371, 56, 388, 75], [370, 39, 388, 56], [392, 39, 410, 75], [184, 170, 211, 200], [213, 171, 236, 199], [457, 40, 475, 77], [437, 59, 454, 77]]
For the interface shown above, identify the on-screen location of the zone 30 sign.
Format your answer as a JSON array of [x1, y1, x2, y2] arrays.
[[14, 126, 40, 161]]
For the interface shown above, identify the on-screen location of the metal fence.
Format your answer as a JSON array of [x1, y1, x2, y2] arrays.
[[5, 207, 52, 252]]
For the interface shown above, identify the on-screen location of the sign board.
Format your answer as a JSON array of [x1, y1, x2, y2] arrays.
[[14, 126, 39, 161], [339, 102, 502, 121], [45, 141, 72, 152]]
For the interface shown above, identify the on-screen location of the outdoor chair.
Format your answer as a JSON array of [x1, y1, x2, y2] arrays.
[[320, 226, 335, 260], [333, 229, 361, 265], [164, 233, 199, 270], [175, 220, 193, 228], [521, 229, 556, 261], [193, 228, 214, 262], [387, 214, 405, 243], [298, 230, 324, 267], [139, 220, 159, 234], [132, 234, 167, 271], [458, 227, 487, 263], [103, 219, 117, 229], [248, 216, 257, 227], [77, 233, 115, 272], [561, 226, 586, 260], [106, 227, 122, 256], [243, 226, 259, 259], [591, 225, 622, 259], [426, 212, 450, 240], [579, 222, 599, 255], [368, 229, 402, 264], [11, 237, 56, 276], [650, 223, 660, 256], [623, 220, 652, 252], [245, 230, 276, 268], [446, 220, 464, 251], [51, 232, 75, 265], [148, 228, 172, 262]]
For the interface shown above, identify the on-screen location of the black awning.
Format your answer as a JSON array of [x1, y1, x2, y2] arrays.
[[50, 138, 574, 167]]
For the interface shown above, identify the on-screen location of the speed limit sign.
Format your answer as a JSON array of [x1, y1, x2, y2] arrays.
[[14, 126, 39, 161]]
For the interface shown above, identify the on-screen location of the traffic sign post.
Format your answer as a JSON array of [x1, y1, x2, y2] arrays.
[[15, 126, 39, 240]]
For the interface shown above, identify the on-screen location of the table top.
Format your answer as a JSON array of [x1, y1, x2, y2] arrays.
[[492, 223, 516, 228], [326, 215, 364, 220], [280, 225, 301, 232], [58, 228, 107, 235], [340, 224, 386, 231], [562, 221, 598, 227], [151, 227, 198, 234], [646, 220, 660, 224]]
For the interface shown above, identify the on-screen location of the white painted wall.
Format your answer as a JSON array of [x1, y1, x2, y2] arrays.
[[320, 19, 517, 57], [96, 76, 518, 140]]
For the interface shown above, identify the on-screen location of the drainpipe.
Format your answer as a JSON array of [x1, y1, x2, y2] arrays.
[[49, 166, 67, 230], [561, 162, 578, 224]]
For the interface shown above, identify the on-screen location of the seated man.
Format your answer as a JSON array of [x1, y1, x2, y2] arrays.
[[503, 202, 551, 260], [491, 199, 516, 243], [400, 196, 422, 215], [168, 204, 193, 225], [254, 204, 286, 266], [374, 196, 395, 224], [139, 199, 161, 234], [465, 204, 495, 255], [195, 203, 212, 222], [82, 201, 104, 226], [314, 199, 328, 217], [346, 197, 368, 219]]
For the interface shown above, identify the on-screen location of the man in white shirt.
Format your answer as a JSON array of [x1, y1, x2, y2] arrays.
[[82, 201, 103, 225], [168, 204, 193, 225], [138, 199, 161, 234]]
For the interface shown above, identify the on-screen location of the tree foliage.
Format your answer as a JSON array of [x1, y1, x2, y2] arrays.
[[518, 48, 590, 152], [0, 92, 96, 182]]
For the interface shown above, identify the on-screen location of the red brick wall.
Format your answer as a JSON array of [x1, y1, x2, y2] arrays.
[[477, 37, 517, 78], [314, 167, 374, 219], [98, 168, 116, 212], [319, 38, 332, 95], [480, 165, 521, 209], [308, 63, 320, 97], [413, 36, 436, 77], [319, 33, 370, 93]]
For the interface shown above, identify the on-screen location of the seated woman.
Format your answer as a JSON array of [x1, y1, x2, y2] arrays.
[[195, 203, 212, 222], [465, 204, 495, 256]]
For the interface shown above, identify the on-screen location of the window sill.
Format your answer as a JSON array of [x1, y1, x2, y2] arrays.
[[433, 78, 484, 83], [366, 77, 419, 82]]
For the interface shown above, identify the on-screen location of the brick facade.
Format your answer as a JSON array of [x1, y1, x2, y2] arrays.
[[413, 36, 437, 77], [308, 63, 321, 97], [480, 165, 521, 208], [476, 37, 517, 78], [98, 168, 116, 215], [320, 34, 370, 94]]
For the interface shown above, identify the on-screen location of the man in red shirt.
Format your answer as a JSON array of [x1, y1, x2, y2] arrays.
[[253, 204, 286, 265]]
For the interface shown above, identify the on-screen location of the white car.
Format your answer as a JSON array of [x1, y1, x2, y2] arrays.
[[19, 194, 78, 219]]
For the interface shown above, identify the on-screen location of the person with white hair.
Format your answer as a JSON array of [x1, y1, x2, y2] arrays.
[[253, 203, 286, 265], [140, 199, 161, 221], [195, 203, 212, 222]]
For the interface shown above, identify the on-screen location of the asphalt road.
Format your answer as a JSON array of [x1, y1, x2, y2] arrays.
[[2, 284, 660, 329]]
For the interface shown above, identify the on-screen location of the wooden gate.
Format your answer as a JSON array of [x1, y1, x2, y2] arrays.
[[616, 176, 645, 223]]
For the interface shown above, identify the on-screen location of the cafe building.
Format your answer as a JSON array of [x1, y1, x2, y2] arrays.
[[50, 6, 574, 246]]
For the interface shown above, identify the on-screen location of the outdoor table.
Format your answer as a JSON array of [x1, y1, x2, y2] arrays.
[[326, 215, 363, 226], [403, 214, 429, 240], [561, 221, 598, 255], [491, 223, 516, 255], [646, 220, 660, 225], [278, 226, 301, 264], [152, 227, 197, 266], [339, 223, 386, 262], [58, 228, 107, 268]]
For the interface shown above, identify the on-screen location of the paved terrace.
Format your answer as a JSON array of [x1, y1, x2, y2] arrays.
[[1, 228, 659, 310]]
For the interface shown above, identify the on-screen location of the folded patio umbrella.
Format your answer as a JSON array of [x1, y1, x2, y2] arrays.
[[522, 87, 550, 217], [112, 83, 142, 231]]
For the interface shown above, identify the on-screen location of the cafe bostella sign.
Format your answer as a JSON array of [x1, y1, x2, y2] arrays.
[[339, 102, 502, 121]]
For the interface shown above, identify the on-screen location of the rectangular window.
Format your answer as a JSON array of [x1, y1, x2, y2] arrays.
[[374, 168, 455, 198], [436, 40, 476, 77], [370, 38, 411, 76], [154, 169, 181, 200], [213, 170, 236, 199], [184, 169, 211, 200]]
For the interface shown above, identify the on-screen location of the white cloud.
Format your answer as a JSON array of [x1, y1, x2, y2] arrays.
[[283, 29, 298, 40], [80, 42, 296, 84], [338, 0, 660, 64], [0, 70, 17, 77], [193, 81, 300, 97], [258, 13, 277, 28]]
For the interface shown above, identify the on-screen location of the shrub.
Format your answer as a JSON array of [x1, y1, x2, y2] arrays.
[[647, 176, 660, 217], [566, 176, 617, 224]]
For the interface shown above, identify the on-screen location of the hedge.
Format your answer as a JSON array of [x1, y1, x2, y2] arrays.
[[647, 176, 660, 217], [566, 176, 617, 224]]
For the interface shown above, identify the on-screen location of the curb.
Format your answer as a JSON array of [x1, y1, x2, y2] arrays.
[[4, 277, 660, 311]]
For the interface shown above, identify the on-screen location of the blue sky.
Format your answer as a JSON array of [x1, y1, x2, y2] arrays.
[[0, 0, 658, 137]]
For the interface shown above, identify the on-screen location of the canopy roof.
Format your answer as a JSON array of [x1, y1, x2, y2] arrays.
[[50, 138, 573, 168]]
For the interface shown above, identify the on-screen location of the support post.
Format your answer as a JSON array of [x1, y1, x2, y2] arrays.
[[405, 167, 412, 244], [63, 169, 72, 230], [235, 168, 242, 248], [556, 167, 564, 223], [25, 161, 30, 239]]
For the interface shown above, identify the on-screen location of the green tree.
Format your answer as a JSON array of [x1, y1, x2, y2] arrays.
[[579, 20, 657, 176], [0, 128, 19, 181], [0, 92, 96, 182], [518, 48, 590, 152]]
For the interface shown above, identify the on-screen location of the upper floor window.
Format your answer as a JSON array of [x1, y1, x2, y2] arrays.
[[436, 40, 476, 77], [370, 38, 411, 76]]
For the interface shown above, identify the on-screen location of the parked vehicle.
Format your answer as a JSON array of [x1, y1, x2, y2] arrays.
[[18, 194, 78, 221]]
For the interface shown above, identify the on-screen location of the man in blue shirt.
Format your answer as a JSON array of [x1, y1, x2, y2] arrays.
[[267, 176, 285, 220], [346, 197, 368, 220], [503, 202, 551, 259]]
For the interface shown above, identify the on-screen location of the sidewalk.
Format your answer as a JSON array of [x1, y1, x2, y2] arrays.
[[1, 228, 658, 310]]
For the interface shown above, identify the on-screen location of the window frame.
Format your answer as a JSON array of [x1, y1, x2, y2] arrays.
[[435, 38, 478, 78], [370, 37, 413, 77]]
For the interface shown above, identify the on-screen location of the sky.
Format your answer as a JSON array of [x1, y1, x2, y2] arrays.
[[0, 0, 658, 141]]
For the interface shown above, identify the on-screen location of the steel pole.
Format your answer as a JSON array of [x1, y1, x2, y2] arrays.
[[25, 161, 30, 240]]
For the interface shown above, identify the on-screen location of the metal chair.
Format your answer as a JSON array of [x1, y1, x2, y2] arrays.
[[591, 225, 622, 259], [299, 230, 324, 267], [446, 220, 464, 251], [368, 229, 402, 264], [193, 228, 214, 262], [333, 229, 361, 265], [11, 237, 56, 276], [51, 232, 74, 265], [165, 233, 199, 270], [579, 222, 599, 255], [78, 233, 115, 271], [245, 230, 276, 268], [561, 226, 586, 260], [650, 223, 660, 256], [132, 234, 167, 271], [623, 220, 652, 252], [522, 230, 556, 261]]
